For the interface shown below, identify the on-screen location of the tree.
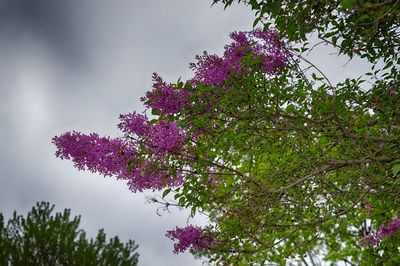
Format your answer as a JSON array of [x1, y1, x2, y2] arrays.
[[0, 202, 139, 266], [213, 0, 400, 63], [53, 1, 399, 265]]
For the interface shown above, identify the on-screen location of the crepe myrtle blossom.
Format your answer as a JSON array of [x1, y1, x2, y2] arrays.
[[189, 28, 290, 87], [166, 225, 213, 254], [362, 216, 400, 246], [141, 73, 190, 115]]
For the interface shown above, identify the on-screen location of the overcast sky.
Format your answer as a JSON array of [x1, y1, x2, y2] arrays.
[[0, 1, 374, 265], [0, 1, 255, 265]]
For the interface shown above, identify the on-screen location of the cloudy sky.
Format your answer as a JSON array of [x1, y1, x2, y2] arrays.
[[0, 1, 255, 265], [0, 1, 374, 265]]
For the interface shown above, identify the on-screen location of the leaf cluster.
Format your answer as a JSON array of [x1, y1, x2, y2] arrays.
[[175, 59, 399, 264], [213, 0, 400, 63]]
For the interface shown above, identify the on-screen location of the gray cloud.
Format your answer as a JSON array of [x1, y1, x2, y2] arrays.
[[0, 0, 88, 67]]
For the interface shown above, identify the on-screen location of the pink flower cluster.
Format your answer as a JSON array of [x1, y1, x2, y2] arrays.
[[362, 216, 400, 246], [127, 161, 184, 192], [189, 28, 289, 87], [118, 112, 150, 136], [251, 28, 289, 73], [166, 225, 213, 254], [52, 132, 133, 177], [141, 73, 190, 115], [149, 121, 187, 156], [53, 131, 183, 192], [118, 113, 187, 156]]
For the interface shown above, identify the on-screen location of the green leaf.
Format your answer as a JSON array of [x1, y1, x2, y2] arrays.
[[178, 197, 186, 206], [286, 103, 296, 113], [249, 0, 260, 9], [253, 16, 262, 28], [162, 188, 171, 198], [340, 0, 353, 9], [151, 109, 158, 116], [127, 164, 133, 175], [392, 164, 400, 177], [358, 14, 370, 22]]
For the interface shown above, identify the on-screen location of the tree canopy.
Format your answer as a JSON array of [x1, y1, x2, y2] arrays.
[[0, 202, 139, 266], [213, 0, 400, 62], [53, 1, 399, 265]]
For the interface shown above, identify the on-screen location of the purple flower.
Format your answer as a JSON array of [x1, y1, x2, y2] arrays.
[[378, 216, 400, 237], [189, 28, 289, 87], [149, 121, 186, 156], [189, 52, 231, 87], [118, 112, 150, 136], [363, 232, 379, 246], [142, 73, 190, 115], [127, 160, 184, 192], [166, 225, 213, 253], [208, 172, 222, 185], [52, 131, 134, 177], [361, 216, 400, 247], [53, 131, 184, 192], [118, 112, 187, 156]]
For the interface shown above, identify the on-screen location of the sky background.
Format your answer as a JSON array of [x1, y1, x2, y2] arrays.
[[0, 1, 254, 265], [0, 1, 373, 265]]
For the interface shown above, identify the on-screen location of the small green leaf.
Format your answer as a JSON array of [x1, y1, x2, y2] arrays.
[[249, 0, 260, 9], [162, 188, 171, 198], [151, 109, 158, 116], [358, 14, 370, 22], [253, 16, 262, 28], [287, 23, 296, 35], [286, 103, 296, 113], [392, 164, 400, 177], [178, 197, 186, 206], [341, 0, 353, 9], [127, 164, 133, 175]]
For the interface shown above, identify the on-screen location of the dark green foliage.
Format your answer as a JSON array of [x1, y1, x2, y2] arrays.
[[0, 202, 139, 266]]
